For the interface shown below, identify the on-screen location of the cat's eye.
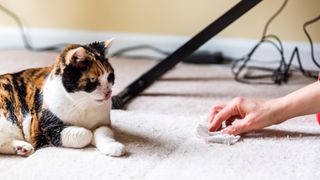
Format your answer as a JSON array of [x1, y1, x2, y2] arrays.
[[89, 77, 97, 83]]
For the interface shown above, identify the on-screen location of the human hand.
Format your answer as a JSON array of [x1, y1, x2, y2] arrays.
[[208, 97, 285, 135]]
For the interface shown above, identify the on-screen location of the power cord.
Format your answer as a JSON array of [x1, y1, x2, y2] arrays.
[[111, 45, 227, 64], [111, 44, 170, 58], [231, 0, 319, 84], [0, 3, 66, 51]]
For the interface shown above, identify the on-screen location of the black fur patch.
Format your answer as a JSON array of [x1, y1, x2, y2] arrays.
[[86, 42, 105, 57], [54, 66, 61, 75], [62, 66, 83, 93], [83, 81, 100, 93], [107, 73, 115, 84], [3, 83, 13, 92], [5, 97, 18, 125], [12, 74, 29, 116], [38, 109, 67, 147], [34, 89, 43, 113], [35, 133, 49, 149], [83, 42, 106, 62]]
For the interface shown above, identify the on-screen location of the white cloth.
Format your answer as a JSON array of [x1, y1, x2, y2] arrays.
[[196, 122, 241, 145]]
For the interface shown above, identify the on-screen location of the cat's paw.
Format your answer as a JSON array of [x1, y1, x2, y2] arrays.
[[61, 126, 93, 148], [97, 141, 126, 157], [14, 141, 34, 157]]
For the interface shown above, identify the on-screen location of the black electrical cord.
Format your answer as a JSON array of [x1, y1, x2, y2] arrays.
[[0, 3, 66, 51], [111, 44, 170, 57], [303, 15, 320, 68], [232, 0, 288, 85], [232, 36, 286, 84], [0, 4, 32, 50], [231, 0, 319, 85]]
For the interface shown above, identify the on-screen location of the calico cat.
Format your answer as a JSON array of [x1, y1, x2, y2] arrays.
[[0, 39, 125, 157]]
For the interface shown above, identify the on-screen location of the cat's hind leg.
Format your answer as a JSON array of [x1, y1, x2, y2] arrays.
[[0, 116, 34, 156], [92, 126, 125, 157], [0, 140, 34, 156], [60, 126, 93, 148], [12, 140, 34, 156]]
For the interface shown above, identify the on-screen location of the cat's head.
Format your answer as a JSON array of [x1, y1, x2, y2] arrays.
[[52, 39, 115, 103]]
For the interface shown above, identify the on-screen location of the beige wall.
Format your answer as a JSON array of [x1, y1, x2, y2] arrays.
[[0, 0, 319, 42]]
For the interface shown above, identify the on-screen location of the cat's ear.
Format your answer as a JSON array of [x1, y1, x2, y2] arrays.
[[65, 47, 86, 65], [104, 38, 114, 54]]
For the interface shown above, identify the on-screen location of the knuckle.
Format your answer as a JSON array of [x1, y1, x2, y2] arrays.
[[233, 126, 243, 135], [214, 113, 222, 121], [211, 105, 221, 111], [238, 121, 253, 133], [245, 120, 253, 127], [211, 106, 218, 111], [228, 126, 238, 134], [233, 97, 245, 105]]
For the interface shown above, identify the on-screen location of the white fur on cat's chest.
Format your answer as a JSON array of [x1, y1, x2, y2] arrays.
[[43, 76, 111, 130]]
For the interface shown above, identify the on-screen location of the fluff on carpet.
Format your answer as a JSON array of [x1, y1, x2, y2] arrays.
[[0, 50, 319, 180]]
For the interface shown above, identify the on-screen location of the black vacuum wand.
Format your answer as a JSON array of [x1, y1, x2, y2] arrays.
[[112, 0, 262, 109]]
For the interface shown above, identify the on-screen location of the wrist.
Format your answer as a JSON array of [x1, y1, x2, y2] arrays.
[[264, 97, 291, 124]]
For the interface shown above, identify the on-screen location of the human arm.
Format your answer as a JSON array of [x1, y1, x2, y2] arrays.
[[208, 81, 320, 135]]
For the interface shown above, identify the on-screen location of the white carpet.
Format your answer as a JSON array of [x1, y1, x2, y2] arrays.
[[0, 50, 319, 180]]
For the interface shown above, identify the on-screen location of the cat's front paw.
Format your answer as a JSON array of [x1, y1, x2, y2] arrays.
[[14, 141, 34, 157], [61, 126, 93, 148], [97, 141, 126, 157]]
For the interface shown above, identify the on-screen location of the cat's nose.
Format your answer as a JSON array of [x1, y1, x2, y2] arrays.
[[104, 90, 112, 96]]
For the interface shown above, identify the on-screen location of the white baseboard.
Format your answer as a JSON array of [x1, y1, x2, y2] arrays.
[[0, 26, 319, 70]]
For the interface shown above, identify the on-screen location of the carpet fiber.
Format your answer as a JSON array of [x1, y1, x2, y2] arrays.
[[0, 50, 319, 180]]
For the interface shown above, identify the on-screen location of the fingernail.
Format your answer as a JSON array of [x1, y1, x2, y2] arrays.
[[208, 126, 215, 132]]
